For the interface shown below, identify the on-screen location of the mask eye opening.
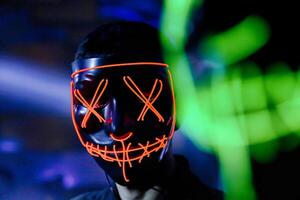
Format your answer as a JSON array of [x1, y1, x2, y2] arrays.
[[122, 76, 164, 122]]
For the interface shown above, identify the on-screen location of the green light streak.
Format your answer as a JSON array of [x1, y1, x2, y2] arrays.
[[160, 1, 257, 198], [240, 64, 267, 112], [197, 64, 300, 146], [160, 0, 203, 51], [160, 0, 208, 136], [196, 61, 300, 140], [218, 144, 255, 200], [245, 110, 275, 143], [277, 98, 300, 133], [200, 15, 270, 65], [160, 0, 300, 199], [265, 62, 296, 103]]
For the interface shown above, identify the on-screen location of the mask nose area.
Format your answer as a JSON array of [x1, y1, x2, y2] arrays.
[[103, 97, 135, 137]]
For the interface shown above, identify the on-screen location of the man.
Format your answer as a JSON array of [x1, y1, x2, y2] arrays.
[[70, 21, 223, 200]]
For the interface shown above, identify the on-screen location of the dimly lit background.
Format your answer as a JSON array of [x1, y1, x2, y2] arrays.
[[0, 0, 299, 199]]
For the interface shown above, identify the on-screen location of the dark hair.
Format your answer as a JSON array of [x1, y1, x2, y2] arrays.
[[75, 21, 164, 63]]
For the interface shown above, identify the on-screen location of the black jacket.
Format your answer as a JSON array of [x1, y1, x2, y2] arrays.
[[71, 155, 223, 200]]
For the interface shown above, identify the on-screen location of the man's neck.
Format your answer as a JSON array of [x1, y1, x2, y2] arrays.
[[116, 183, 164, 200]]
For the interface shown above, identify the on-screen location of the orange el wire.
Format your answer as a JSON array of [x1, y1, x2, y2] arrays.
[[123, 76, 164, 122], [84, 133, 168, 182], [126, 143, 133, 168], [110, 132, 133, 182], [70, 64, 176, 183], [138, 79, 163, 121], [138, 141, 150, 163], [74, 90, 105, 126], [85, 136, 168, 165], [74, 79, 108, 128], [71, 62, 168, 78], [70, 81, 86, 146], [86, 135, 167, 155], [81, 79, 108, 127]]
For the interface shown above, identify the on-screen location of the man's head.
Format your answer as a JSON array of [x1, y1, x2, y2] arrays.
[[70, 22, 176, 187]]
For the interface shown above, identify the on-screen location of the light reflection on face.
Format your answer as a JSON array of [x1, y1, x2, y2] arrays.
[[71, 63, 176, 184]]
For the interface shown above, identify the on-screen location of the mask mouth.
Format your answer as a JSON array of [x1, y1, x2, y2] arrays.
[[83, 132, 169, 182]]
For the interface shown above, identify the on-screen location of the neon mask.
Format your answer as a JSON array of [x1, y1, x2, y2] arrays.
[[70, 59, 176, 185]]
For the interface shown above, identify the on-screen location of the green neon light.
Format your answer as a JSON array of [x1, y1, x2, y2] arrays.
[[161, 1, 300, 199], [265, 62, 296, 103], [160, 1, 257, 200], [196, 63, 300, 146], [200, 15, 270, 66]]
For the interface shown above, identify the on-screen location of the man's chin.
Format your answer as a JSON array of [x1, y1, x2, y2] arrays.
[[112, 170, 160, 190]]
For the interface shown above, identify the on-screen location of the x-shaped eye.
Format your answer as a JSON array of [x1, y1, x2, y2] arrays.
[[123, 76, 164, 122], [74, 79, 108, 128]]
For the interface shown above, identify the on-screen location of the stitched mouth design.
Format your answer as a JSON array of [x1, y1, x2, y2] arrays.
[[84, 132, 168, 182]]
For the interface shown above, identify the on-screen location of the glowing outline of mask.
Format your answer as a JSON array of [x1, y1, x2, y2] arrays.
[[70, 62, 176, 182]]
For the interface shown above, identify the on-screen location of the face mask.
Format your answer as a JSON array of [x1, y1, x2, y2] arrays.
[[70, 59, 176, 185]]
